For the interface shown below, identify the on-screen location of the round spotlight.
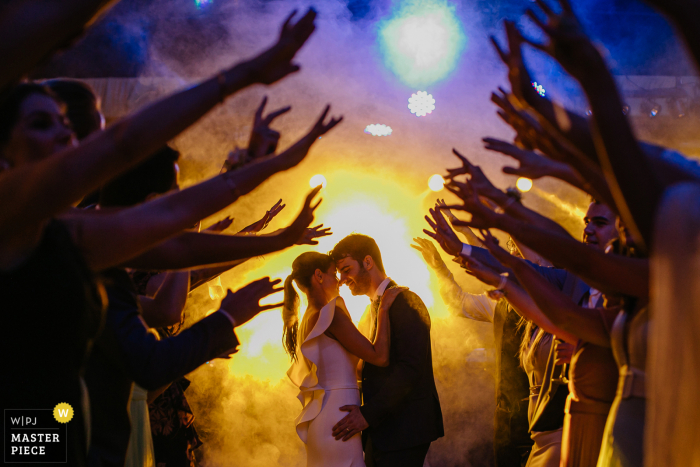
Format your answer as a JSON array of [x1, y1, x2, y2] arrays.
[[408, 91, 436, 117], [428, 174, 445, 192], [309, 174, 327, 189], [516, 177, 533, 192], [364, 124, 393, 136]]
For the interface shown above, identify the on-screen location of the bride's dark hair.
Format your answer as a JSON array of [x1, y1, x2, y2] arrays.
[[283, 251, 333, 361]]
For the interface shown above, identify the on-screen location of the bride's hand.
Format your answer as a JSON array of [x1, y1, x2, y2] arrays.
[[379, 287, 407, 312]]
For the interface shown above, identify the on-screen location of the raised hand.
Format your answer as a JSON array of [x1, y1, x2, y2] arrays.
[[219, 277, 284, 327], [423, 207, 463, 256], [491, 20, 538, 107], [237, 8, 318, 86], [296, 224, 332, 245], [411, 237, 449, 272], [205, 216, 234, 233], [521, 0, 603, 79], [248, 96, 291, 159], [239, 199, 286, 234], [281, 186, 323, 245], [446, 149, 503, 200], [440, 181, 504, 231], [483, 137, 569, 179], [277, 105, 343, 169]]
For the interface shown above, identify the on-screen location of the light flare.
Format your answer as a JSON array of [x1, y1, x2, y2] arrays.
[[379, 0, 467, 87], [364, 124, 393, 136], [309, 174, 327, 188], [428, 174, 445, 192], [516, 177, 533, 192]]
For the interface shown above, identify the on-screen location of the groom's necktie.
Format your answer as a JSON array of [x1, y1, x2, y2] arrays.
[[369, 296, 381, 342]]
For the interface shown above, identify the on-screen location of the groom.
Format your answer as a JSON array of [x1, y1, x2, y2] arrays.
[[329, 234, 444, 467]]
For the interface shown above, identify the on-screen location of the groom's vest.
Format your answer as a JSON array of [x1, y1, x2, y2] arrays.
[[359, 283, 444, 451]]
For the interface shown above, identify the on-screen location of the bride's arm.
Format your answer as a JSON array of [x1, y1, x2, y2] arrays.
[[326, 289, 403, 367]]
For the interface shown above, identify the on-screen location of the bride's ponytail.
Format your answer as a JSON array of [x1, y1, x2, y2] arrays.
[[282, 274, 300, 361], [283, 252, 334, 362]]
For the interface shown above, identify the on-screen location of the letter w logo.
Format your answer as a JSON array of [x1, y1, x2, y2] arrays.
[[58, 409, 69, 417]]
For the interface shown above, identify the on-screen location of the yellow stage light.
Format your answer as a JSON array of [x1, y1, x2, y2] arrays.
[[428, 174, 445, 192], [309, 174, 327, 188], [516, 177, 533, 192]]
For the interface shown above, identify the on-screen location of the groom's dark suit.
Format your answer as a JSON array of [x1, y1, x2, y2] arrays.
[[360, 281, 444, 466]]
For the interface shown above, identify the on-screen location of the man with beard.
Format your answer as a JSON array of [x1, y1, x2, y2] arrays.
[[329, 234, 444, 467]]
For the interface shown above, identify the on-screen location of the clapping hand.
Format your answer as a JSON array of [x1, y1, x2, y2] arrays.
[[219, 277, 284, 327], [239, 199, 286, 234]]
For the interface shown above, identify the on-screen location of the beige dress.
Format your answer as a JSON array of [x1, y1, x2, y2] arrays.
[[561, 308, 620, 467], [596, 307, 648, 467], [287, 297, 365, 467], [523, 329, 562, 467]]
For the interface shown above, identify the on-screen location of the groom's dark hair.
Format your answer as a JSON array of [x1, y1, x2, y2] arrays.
[[329, 234, 385, 273]]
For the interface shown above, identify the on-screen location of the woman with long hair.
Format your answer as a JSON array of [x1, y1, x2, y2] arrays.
[[284, 252, 403, 467]]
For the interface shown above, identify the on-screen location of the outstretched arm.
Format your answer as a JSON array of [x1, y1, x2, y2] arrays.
[[478, 233, 614, 347], [0, 9, 318, 244], [62, 107, 340, 270], [442, 184, 648, 297], [110, 187, 324, 271], [457, 253, 577, 344]]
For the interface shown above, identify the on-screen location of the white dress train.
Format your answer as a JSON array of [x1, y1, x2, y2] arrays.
[[287, 297, 366, 467]]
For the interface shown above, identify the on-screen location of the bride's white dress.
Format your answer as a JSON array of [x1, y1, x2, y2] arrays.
[[287, 297, 366, 467]]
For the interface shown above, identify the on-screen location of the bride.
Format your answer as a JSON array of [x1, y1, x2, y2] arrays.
[[283, 252, 403, 467]]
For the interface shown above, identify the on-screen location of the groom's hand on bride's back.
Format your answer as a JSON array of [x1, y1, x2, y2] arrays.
[[219, 276, 284, 327], [332, 405, 369, 441]]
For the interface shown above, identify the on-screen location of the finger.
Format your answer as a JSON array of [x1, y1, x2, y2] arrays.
[[270, 198, 283, 211], [525, 9, 555, 38], [314, 105, 331, 129], [423, 229, 440, 241], [259, 302, 285, 311], [452, 148, 474, 172], [502, 166, 524, 176], [424, 215, 438, 231], [322, 115, 344, 133], [342, 429, 359, 442], [437, 204, 467, 211], [306, 185, 323, 204], [254, 96, 268, 125], [282, 9, 298, 31], [311, 198, 323, 211], [534, 0, 556, 17], [558, 0, 574, 13], [263, 106, 292, 125], [490, 35, 508, 63]]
